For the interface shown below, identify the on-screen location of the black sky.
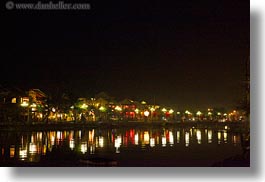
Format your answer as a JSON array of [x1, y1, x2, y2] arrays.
[[2, 0, 249, 110]]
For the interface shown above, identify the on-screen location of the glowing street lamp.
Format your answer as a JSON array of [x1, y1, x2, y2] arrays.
[[144, 110, 150, 117], [185, 110, 191, 115], [80, 103, 88, 109], [161, 108, 167, 113], [196, 111, 202, 116], [150, 107, 155, 112], [115, 106, 122, 112], [20, 101, 29, 107], [99, 106, 107, 112]]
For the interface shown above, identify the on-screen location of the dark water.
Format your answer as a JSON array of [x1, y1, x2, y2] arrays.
[[0, 125, 249, 167]]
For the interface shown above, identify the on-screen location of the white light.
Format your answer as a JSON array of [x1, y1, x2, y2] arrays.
[[19, 148, 27, 160], [208, 130, 212, 143], [69, 139, 75, 150], [185, 132, 190, 147], [81, 142, 87, 154], [196, 130, 201, 144], [115, 136, 122, 153], [144, 110, 150, 117], [169, 131, 174, 145], [29, 143, 37, 154], [224, 131, 227, 143], [135, 133, 139, 145], [115, 106, 122, 111], [52, 108, 56, 112], [150, 138, 155, 147], [30, 103, 37, 108], [162, 136, 166, 147], [99, 136, 104, 148]]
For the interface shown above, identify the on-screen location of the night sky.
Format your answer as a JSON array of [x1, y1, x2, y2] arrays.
[[2, 0, 249, 110]]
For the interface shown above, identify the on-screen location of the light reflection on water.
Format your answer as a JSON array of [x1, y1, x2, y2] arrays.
[[0, 127, 243, 164]]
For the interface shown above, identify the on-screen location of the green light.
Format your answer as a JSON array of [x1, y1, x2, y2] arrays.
[[80, 103, 88, 109], [99, 106, 106, 112]]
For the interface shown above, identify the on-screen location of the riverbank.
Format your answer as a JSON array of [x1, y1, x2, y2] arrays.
[[0, 120, 249, 132]]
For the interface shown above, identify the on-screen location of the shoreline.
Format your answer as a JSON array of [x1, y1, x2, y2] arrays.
[[0, 120, 249, 132]]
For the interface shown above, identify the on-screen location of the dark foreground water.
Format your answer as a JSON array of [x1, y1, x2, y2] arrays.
[[0, 125, 250, 167]]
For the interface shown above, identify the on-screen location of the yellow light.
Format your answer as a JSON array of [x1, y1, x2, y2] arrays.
[[135, 108, 139, 114], [30, 103, 37, 108], [10, 146, 15, 158], [177, 112, 180, 114], [144, 131, 150, 144], [218, 131, 222, 144], [141, 101, 147, 105], [224, 131, 227, 143], [80, 103, 88, 109], [162, 108, 167, 113], [20, 101, 29, 107], [11, 98, 17, 103], [169, 109, 174, 114], [115, 106, 122, 111], [196, 111, 202, 116], [185, 110, 190, 114], [150, 107, 155, 112], [217, 112, 221, 116], [99, 106, 106, 112], [208, 112, 212, 115], [176, 131, 180, 143]]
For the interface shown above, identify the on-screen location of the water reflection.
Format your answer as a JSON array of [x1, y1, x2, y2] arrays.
[[0, 127, 243, 164], [185, 132, 190, 147]]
